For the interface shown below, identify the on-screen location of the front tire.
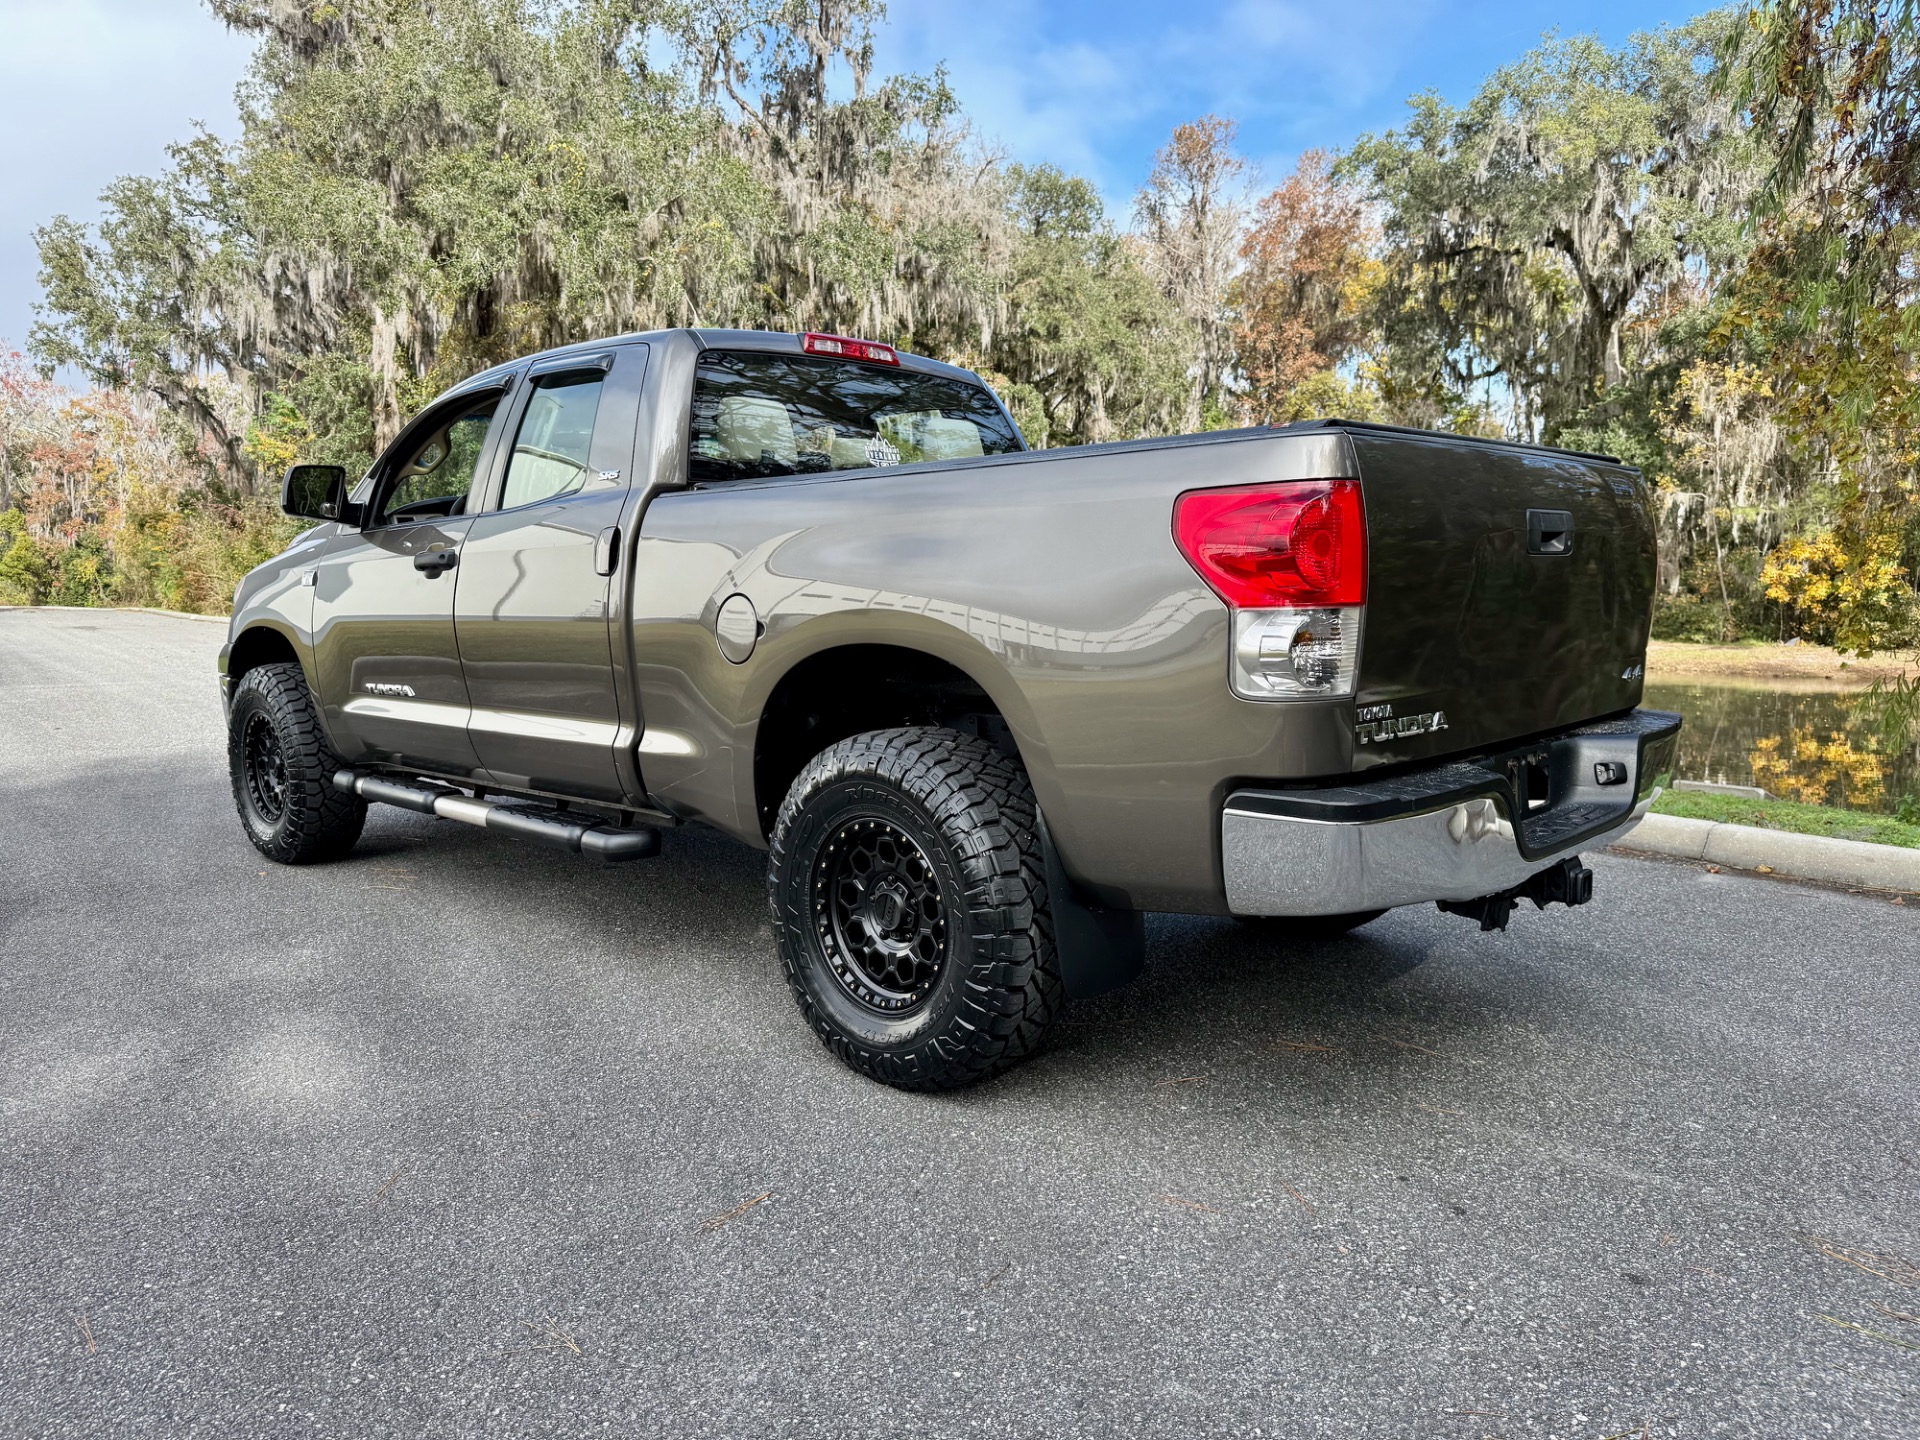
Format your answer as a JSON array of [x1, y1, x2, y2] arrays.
[[767, 727, 1064, 1091], [227, 662, 366, 864]]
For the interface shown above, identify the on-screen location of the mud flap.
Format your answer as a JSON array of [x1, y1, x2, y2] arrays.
[[1039, 813, 1146, 999]]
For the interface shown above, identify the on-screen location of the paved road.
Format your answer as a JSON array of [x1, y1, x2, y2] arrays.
[[2, 608, 1916, 1438]]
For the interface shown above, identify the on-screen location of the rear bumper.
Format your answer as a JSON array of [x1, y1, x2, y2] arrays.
[[1222, 708, 1681, 916]]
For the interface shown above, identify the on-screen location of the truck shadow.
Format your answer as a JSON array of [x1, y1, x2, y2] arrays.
[[1, 756, 1549, 1107], [323, 803, 1534, 1095]]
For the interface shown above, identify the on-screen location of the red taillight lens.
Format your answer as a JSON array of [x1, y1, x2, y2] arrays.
[[802, 332, 900, 365], [1174, 480, 1367, 608]]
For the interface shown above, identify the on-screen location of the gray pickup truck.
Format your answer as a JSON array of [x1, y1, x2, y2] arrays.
[[222, 327, 1680, 1089]]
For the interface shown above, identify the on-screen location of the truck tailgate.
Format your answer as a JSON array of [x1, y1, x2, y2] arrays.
[[1348, 428, 1657, 769]]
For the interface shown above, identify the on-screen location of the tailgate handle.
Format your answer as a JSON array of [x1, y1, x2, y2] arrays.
[[1527, 509, 1574, 556]]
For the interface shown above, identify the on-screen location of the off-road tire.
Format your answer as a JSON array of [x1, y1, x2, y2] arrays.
[[227, 662, 366, 865], [767, 726, 1064, 1091], [1235, 909, 1387, 940]]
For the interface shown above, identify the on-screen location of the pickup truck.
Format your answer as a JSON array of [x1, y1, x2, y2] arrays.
[[222, 327, 1681, 1090]]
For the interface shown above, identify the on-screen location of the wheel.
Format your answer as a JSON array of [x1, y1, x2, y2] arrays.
[[1235, 909, 1387, 940], [767, 726, 1064, 1091], [227, 662, 366, 864]]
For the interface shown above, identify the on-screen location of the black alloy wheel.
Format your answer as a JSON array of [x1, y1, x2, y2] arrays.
[[241, 710, 290, 825], [226, 662, 366, 864], [814, 815, 948, 1014], [767, 726, 1064, 1090]]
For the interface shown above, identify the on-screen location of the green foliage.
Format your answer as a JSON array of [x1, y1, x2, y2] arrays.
[[0, 514, 53, 605], [1347, 13, 1758, 440], [1650, 787, 1920, 848], [991, 165, 1191, 446]]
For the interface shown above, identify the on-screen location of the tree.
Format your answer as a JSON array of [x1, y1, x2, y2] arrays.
[[1348, 17, 1758, 440], [991, 166, 1189, 446], [674, 0, 1005, 355], [1233, 150, 1376, 423], [1720, 0, 1920, 651], [1134, 116, 1248, 431]]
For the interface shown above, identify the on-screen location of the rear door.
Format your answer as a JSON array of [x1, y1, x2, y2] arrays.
[[311, 386, 511, 774], [1348, 429, 1658, 770], [452, 344, 646, 803]]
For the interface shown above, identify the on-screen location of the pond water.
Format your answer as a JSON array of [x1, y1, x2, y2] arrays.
[[1644, 680, 1918, 815]]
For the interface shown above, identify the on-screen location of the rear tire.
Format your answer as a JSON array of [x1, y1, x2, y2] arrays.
[[1235, 909, 1387, 940], [227, 662, 366, 864], [767, 726, 1064, 1091]]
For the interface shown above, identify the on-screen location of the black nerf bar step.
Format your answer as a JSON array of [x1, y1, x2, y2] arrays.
[[333, 771, 661, 861]]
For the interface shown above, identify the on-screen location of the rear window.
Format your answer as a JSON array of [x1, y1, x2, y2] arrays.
[[688, 349, 1023, 484]]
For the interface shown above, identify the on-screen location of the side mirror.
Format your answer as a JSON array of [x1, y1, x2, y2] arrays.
[[282, 464, 350, 523]]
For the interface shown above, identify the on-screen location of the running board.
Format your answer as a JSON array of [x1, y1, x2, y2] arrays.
[[333, 771, 661, 861]]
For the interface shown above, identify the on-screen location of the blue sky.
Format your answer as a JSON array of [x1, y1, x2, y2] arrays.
[[1, 0, 1702, 371]]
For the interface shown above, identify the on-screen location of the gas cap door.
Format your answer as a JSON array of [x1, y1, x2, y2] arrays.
[[714, 593, 760, 663]]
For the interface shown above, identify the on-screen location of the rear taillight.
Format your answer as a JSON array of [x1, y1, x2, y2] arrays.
[[802, 332, 900, 365], [1174, 480, 1368, 701]]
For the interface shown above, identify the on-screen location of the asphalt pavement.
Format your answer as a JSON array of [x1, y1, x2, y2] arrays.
[[2, 607, 1916, 1438]]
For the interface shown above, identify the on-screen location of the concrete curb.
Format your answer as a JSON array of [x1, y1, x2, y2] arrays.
[[1613, 812, 1920, 894], [0, 604, 227, 625]]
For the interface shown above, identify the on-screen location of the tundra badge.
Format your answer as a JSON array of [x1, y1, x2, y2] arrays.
[[1355, 702, 1448, 746]]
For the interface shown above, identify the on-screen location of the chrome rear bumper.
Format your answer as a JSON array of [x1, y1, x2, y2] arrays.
[[1221, 708, 1680, 917]]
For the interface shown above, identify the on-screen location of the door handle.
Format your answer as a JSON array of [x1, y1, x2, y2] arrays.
[[594, 526, 621, 577], [414, 549, 458, 575]]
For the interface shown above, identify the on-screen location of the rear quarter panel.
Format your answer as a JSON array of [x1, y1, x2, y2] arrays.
[[627, 430, 1355, 913]]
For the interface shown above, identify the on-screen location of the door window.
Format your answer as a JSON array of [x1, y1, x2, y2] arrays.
[[377, 399, 500, 525], [498, 371, 606, 510]]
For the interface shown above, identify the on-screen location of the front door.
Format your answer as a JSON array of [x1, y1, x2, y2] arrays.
[[452, 346, 645, 803], [311, 386, 510, 775]]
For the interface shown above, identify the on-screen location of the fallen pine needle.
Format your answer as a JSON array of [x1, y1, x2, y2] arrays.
[[1817, 1313, 1920, 1351], [74, 1313, 96, 1355], [1806, 1236, 1920, 1288], [1383, 1038, 1445, 1058], [517, 1315, 583, 1356], [371, 1167, 405, 1206], [1872, 1300, 1920, 1326], [1157, 1075, 1208, 1088], [1162, 1195, 1220, 1214], [702, 1191, 772, 1232], [1281, 1182, 1315, 1214]]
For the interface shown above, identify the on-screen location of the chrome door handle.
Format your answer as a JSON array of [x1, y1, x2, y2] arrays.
[[414, 549, 458, 575], [594, 526, 621, 577]]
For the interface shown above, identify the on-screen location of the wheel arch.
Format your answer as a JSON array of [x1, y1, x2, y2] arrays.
[[225, 622, 305, 689], [747, 623, 1051, 842]]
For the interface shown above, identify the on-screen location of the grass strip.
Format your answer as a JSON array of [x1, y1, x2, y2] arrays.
[[1651, 790, 1920, 850]]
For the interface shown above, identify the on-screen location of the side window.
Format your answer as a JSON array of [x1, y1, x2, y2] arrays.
[[377, 399, 499, 525], [687, 350, 1023, 485], [497, 371, 606, 510]]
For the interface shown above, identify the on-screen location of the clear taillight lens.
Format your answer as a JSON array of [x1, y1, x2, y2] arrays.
[[1231, 606, 1361, 698], [1175, 480, 1367, 702]]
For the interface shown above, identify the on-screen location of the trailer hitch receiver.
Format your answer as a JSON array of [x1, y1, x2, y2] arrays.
[[1436, 856, 1594, 933]]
